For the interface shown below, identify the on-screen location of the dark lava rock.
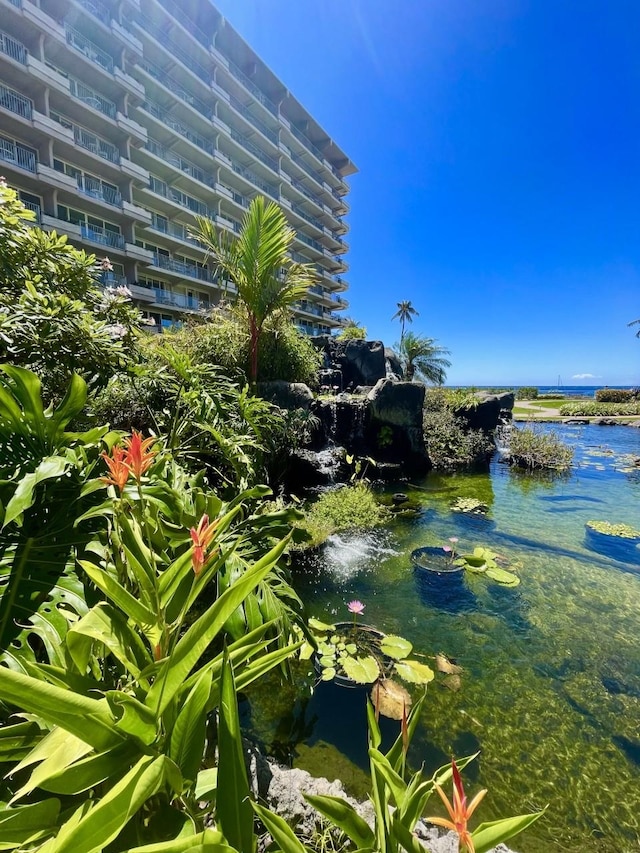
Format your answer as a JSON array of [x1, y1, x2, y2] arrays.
[[565, 419, 590, 425], [334, 339, 386, 387], [595, 418, 619, 426], [257, 381, 313, 410], [455, 392, 515, 432], [368, 378, 425, 429]]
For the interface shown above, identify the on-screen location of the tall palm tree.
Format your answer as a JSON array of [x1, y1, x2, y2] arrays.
[[629, 318, 640, 338], [194, 197, 315, 384], [399, 331, 451, 384], [391, 300, 419, 342]]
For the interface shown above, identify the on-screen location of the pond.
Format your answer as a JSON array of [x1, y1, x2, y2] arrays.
[[244, 424, 640, 853]]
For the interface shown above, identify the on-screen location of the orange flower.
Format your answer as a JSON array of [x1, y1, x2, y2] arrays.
[[101, 445, 130, 493], [122, 430, 157, 480], [427, 760, 487, 853], [190, 513, 219, 575]]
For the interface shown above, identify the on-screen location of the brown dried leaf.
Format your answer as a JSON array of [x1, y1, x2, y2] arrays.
[[435, 653, 463, 675], [370, 679, 412, 720]]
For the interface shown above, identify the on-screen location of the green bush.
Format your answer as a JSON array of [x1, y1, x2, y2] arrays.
[[594, 388, 637, 403], [424, 387, 479, 412], [559, 401, 640, 416], [336, 320, 366, 340], [423, 409, 494, 469], [507, 426, 574, 471], [300, 483, 389, 547], [516, 386, 538, 400]]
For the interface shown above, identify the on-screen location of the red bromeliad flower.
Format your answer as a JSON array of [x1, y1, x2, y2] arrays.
[[190, 514, 219, 575], [122, 430, 157, 480], [427, 760, 487, 853], [100, 444, 130, 493]]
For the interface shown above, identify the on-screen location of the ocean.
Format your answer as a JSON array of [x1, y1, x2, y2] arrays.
[[456, 385, 636, 398]]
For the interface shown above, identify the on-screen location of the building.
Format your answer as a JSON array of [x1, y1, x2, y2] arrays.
[[0, 0, 356, 334]]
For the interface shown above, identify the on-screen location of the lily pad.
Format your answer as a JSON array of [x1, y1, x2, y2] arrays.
[[309, 617, 336, 632], [380, 635, 413, 661], [321, 667, 336, 681], [371, 679, 412, 720], [319, 655, 336, 668], [394, 659, 435, 685], [485, 567, 520, 586], [341, 655, 380, 684]]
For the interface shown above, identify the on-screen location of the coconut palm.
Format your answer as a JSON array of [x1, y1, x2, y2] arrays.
[[629, 318, 640, 338], [399, 331, 451, 384], [391, 300, 419, 342], [194, 197, 315, 383]]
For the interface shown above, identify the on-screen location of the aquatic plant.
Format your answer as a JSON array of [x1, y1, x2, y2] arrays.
[[451, 497, 489, 514], [507, 425, 574, 471], [585, 520, 640, 539], [299, 483, 390, 548], [453, 547, 521, 586]]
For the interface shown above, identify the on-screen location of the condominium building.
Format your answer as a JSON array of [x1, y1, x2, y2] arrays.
[[0, 0, 355, 334]]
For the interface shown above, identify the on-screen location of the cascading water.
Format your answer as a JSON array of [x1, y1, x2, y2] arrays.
[[494, 423, 512, 454]]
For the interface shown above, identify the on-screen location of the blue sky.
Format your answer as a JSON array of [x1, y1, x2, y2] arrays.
[[213, 0, 640, 385]]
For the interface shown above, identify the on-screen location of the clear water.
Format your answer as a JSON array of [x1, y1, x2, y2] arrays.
[[245, 424, 640, 853]]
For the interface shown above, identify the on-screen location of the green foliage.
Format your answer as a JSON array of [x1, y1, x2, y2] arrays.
[[594, 389, 637, 403], [299, 483, 390, 547], [585, 520, 640, 539], [453, 547, 520, 586], [398, 332, 451, 384], [423, 409, 493, 469], [507, 426, 574, 471], [559, 401, 640, 416], [516, 386, 538, 400], [537, 393, 566, 400], [0, 182, 140, 401], [336, 318, 367, 340]]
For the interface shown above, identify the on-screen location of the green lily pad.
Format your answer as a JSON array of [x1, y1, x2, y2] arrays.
[[485, 567, 520, 586], [346, 643, 357, 654], [309, 617, 336, 632], [319, 655, 336, 668], [299, 641, 315, 661], [380, 635, 413, 660], [341, 655, 380, 684], [394, 659, 435, 685], [321, 667, 336, 681]]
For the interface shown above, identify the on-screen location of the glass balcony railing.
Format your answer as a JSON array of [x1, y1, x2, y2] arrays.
[[65, 24, 114, 73], [21, 200, 41, 222], [134, 18, 211, 86], [290, 178, 324, 210], [296, 232, 324, 253], [0, 30, 28, 64], [0, 82, 33, 119], [291, 203, 323, 231], [142, 100, 214, 155], [77, 176, 122, 206], [0, 135, 37, 172], [79, 0, 111, 27], [152, 253, 214, 283], [148, 175, 209, 217], [139, 60, 211, 117], [145, 138, 215, 187], [152, 289, 203, 310], [69, 78, 117, 119], [156, 0, 210, 49], [228, 126, 278, 173], [229, 158, 278, 200], [228, 95, 277, 144], [81, 223, 125, 249], [8, 0, 22, 7], [223, 56, 278, 117]]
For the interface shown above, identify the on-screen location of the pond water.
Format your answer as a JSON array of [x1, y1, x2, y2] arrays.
[[244, 424, 640, 853]]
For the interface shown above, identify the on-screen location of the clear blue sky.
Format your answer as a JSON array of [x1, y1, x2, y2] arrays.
[[213, 0, 639, 385]]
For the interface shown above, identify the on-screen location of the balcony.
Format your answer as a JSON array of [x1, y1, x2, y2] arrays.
[[149, 213, 201, 247], [228, 94, 278, 144], [142, 100, 214, 156], [0, 82, 33, 120], [20, 199, 41, 222], [156, 0, 210, 49], [228, 157, 278, 200], [0, 30, 28, 64], [147, 175, 210, 218], [69, 77, 116, 119], [296, 232, 324, 254], [72, 123, 120, 163], [81, 223, 125, 250], [151, 289, 204, 311], [65, 24, 114, 73], [139, 60, 211, 118], [132, 17, 212, 87], [78, 0, 111, 26], [219, 52, 279, 117], [151, 252, 214, 283], [76, 176, 122, 207], [0, 135, 36, 172], [145, 138, 215, 188], [228, 126, 278, 174]]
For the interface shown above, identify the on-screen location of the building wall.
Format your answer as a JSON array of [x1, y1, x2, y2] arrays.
[[0, 0, 355, 333]]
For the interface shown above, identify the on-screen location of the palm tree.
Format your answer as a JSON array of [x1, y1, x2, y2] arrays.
[[391, 300, 419, 342], [194, 197, 315, 384], [399, 332, 451, 384], [629, 319, 640, 338]]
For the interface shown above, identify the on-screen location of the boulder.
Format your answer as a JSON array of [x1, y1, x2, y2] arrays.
[[367, 379, 425, 429], [455, 392, 514, 432], [334, 339, 386, 387], [384, 347, 403, 379], [256, 381, 313, 410], [284, 447, 347, 490]]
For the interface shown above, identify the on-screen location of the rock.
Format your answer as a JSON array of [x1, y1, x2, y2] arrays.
[[334, 339, 387, 387], [595, 418, 619, 426], [367, 379, 425, 429], [257, 381, 314, 410], [628, 420, 640, 428], [285, 447, 347, 490], [385, 347, 403, 379], [318, 369, 343, 390], [565, 419, 589, 425], [455, 392, 514, 432]]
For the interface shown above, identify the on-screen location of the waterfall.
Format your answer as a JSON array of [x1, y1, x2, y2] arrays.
[[495, 424, 512, 454]]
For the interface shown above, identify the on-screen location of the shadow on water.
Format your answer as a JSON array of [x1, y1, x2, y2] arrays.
[[538, 494, 605, 503]]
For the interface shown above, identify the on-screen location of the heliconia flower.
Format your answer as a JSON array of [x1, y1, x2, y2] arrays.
[[190, 513, 220, 575], [347, 600, 365, 615], [122, 430, 157, 480], [100, 444, 130, 493], [427, 759, 487, 853]]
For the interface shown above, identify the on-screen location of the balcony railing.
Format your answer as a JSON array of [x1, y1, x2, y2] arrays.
[[0, 82, 33, 119], [219, 182, 250, 210], [289, 123, 344, 181], [8, 0, 22, 7], [296, 232, 324, 253], [77, 176, 122, 206], [290, 178, 323, 210], [291, 153, 324, 188], [145, 138, 215, 187], [69, 78, 117, 119], [148, 175, 209, 217], [153, 289, 203, 310], [137, 18, 211, 86], [79, 0, 111, 27], [156, 0, 210, 49], [142, 100, 214, 155], [0, 135, 37, 172], [21, 200, 41, 221], [224, 56, 278, 117], [228, 95, 277, 144], [149, 213, 201, 246], [291, 203, 323, 231], [139, 60, 211, 117], [81, 223, 125, 249], [74, 125, 120, 163], [0, 30, 28, 64], [65, 24, 114, 73], [152, 252, 213, 283], [229, 158, 278, 200], [229, 126, 278, 173]]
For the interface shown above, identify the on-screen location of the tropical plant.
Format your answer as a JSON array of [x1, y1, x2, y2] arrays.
[[299, 483, 390, 547], [559, 401, 640, 416], [193, 196, 316, 384], [516, 386, 538, 400], [336, 318, 367, 340], [594, 389, 636, 403], [453, 546, 521, 586], [391, 300, 419, 343], [507, 426, 574, 471], [398, 331, 451, 384]]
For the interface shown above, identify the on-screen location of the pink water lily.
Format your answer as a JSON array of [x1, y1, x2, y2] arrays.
[[449, 537, 459, 544], [347, 600, 365, 614], [442, 546, 452, 553]]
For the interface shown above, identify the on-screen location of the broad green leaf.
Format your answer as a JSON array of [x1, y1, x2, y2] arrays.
[[217, 650, 254, 853], [4, 456, 69, 527], [79, 561, 159, 636], [320, 667, 336, 681], [303, 794, 374, 850], [251, 802, 308, 853], [50, 373, 87, 432], [11, 729, 93, 802], [39, 745, 135, 796], [195, 768, 218, 801], [471, 809, 546, 853], [0, 799, 60, 849], [341, 655, 380, 684], [169, 670, 210, 787], [106, 691, 157, 745], [379, 635, 413, 660], [389, 814, 426, 853], [365, 698, 382, 750], [67, 603, 149, 678], [308, 617, 335, 632], [124, 830, 236, 853], [485, 567, 520, 586], [394, 659, 435, 685], [369, 750, 407, 807], [0, 721, 41, 761]]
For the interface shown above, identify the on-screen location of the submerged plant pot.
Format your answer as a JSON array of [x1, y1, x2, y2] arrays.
[[411, 547, 475, 613], [584, 526, 640, 565], [410, 546, 465, 578], [313, 622, 387, 689]]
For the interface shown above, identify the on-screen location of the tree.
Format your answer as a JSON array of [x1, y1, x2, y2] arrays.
[[336, 317, 367, 340], [194, 197, 315, 384], [391, 300, 419, 342], [629, 318, 640, 338], [398, 331, 451, 384]]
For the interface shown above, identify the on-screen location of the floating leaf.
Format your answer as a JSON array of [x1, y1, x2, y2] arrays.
[[371, 679, 412, 720], [341, 655, 380, 684], [321, 667, 336, 681], [435, 653, 463, 675], [346, 643, 357, 654], [485, 567, 520, 587], [309, 617, 335, 632], [319, 655, 336, 668], [380, 635, 413, 661], [299, 642, 315, 661], [394, 659, 435, 685]]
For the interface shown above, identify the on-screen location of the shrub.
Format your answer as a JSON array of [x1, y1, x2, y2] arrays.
[[537, 393, 566, 399], [507, 426, 574, 471], [424, 387, 479, 412], [594, 388, 636, 403], [559, 402, 640, 416], [300, 483, 389, 547], [516, 386, 538, 400], [336, 319, 367, 340], [423, 409, 493, 469]]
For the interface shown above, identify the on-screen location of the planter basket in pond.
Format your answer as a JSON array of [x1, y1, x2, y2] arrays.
[[585, 521, 640, 564]]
